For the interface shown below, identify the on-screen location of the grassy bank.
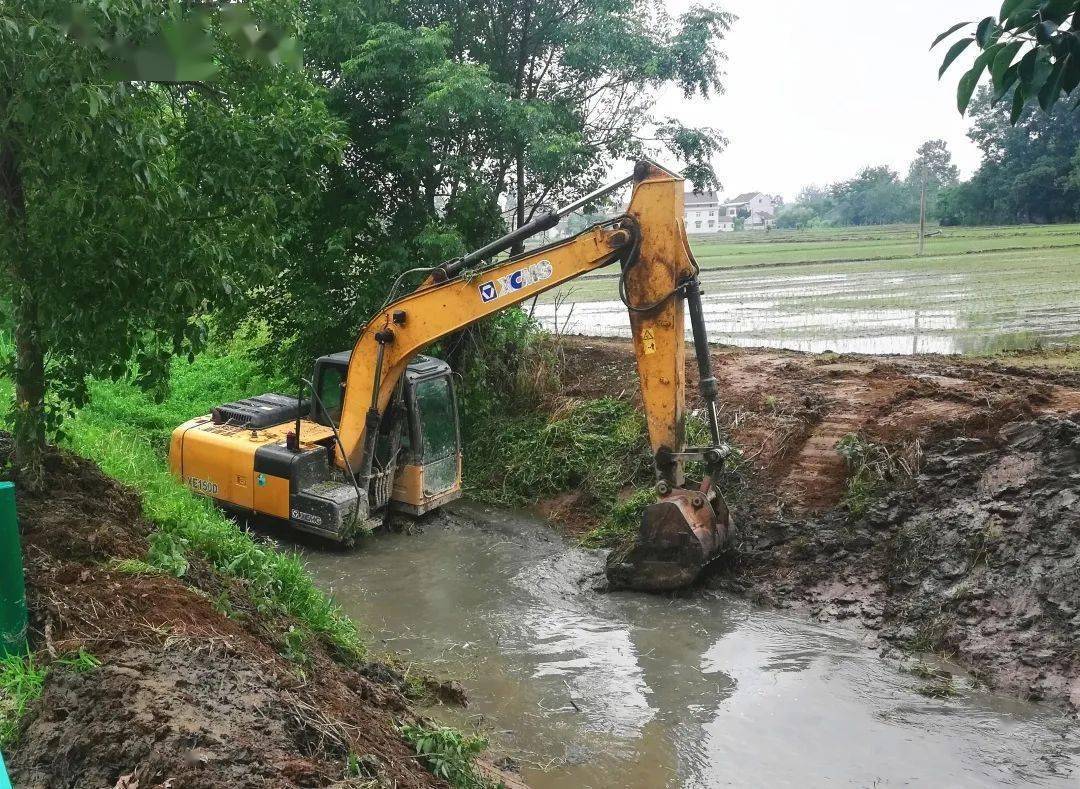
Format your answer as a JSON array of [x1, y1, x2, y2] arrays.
[[55, 353, 368, 660], [1, 348, 505, 786]]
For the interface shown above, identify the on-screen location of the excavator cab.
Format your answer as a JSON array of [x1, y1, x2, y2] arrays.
[[312, 352, 462, 517]]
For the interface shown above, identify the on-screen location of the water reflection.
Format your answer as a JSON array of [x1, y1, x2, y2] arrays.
[[299, 503, 1080, 788], [535, 257, 1080, 356]]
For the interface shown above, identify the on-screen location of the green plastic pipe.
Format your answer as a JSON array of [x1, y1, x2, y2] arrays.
[[0, 748, 10, 789], [0, 481, 26, 658]]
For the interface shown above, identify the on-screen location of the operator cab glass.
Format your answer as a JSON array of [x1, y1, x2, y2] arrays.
[[312, 351, 351, 426], [415, 378, 456, 460], [311, 352, 460, 498], [403, 357, 460, 496]]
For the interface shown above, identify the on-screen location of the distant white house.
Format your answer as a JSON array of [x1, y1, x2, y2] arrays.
[[684, 191, 779, 233]]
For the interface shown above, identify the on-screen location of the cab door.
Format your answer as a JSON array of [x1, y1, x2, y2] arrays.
[[392, 366, 463, 514]]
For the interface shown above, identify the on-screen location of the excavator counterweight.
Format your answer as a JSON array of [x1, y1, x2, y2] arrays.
[[169, 159, 733, 591]]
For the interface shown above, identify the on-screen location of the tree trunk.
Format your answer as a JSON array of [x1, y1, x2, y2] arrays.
[[1, 138, 46, 490], [509, 0, 533, 255], [512, 152, 526, 254], [13, 288, 45, 491]]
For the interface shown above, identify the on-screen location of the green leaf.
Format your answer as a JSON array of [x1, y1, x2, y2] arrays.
[[1010, 84, 1027, 122], [957, 64, 983, 114], [976, 16, 998, 46], [939, 38, 975, 78], [1019, 50, 1054, 95], [999, 0, 1027, 20], [992, 67, 1020, 102], [1035, 20, 1057, 43], [1040, 0, 1074, 24], [932, 21, 973, 50], [1037, 54, 1070, 109], [1002, 0, 1040, 25], [991, 41, 1024, 88], [1063, 46, 1080, 92]]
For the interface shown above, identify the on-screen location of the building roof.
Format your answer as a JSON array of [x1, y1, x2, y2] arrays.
[[728, 191, 763, 204], [684, 190, 719, 206]]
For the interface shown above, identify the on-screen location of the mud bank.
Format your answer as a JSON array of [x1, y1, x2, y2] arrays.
[[551, 338, 1080, 708], [717, 415, 1080, 707], [557, 337, 1080, 518], [3, 441, 473, 788]]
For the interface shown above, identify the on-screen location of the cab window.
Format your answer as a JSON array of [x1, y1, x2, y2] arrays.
[[317, 366, 345, 424], [415, 377, 457, 461]]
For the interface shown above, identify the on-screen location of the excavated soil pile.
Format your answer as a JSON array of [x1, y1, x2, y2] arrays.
[[3, 438, 452, 789], [557, 337, 1080, 516], [719, 415, 1080, 707]]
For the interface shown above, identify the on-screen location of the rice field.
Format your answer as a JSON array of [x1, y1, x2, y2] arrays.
[[536, 224, 1080, 355]]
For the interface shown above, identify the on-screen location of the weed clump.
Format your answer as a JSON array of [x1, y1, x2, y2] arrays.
[[466, 396, 651, 514], [581, 488, 654, 547], [399, 723, 495, 789], [836, 433, 917, 516], [0, 653, 47, 747], [0, 649, 100, 746]]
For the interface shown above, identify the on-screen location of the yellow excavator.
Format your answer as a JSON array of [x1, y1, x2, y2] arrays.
[[169, 160, 733, 591]]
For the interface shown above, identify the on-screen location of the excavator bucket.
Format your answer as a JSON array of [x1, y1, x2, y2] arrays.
[[605, 486, 734, 593]]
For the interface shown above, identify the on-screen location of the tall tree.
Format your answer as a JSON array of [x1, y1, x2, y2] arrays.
[[0, 1, 341, 486], [907, 139, 960, 220], [937, 87, 1080, 225], [401, 0, 734, 237], [829, 167, 917, 226], [254, 0, 735, 372], [908, 139, 961, 188]]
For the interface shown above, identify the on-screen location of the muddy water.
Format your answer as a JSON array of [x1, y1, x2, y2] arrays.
[[301, 503, 1080, 788]]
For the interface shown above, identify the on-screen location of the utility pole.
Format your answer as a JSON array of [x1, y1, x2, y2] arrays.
[[917, 171, 927, 257]]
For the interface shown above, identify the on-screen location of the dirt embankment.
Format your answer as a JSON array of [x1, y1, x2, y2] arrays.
[[722, 415, 1080, 705], [4, 440, 471, 789], [558, 337, 1080, 516], [556, 337, 1080, 707]]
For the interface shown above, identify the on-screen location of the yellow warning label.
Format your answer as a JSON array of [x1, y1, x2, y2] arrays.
[[642, 328, 657, 355]]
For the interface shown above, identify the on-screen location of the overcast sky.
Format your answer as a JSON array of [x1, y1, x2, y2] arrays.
[[656, 0, 992, 200]]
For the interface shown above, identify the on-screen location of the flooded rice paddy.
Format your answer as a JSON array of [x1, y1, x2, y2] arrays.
[[534, 229, 1080, 354], [302, 503, 1080, 788]]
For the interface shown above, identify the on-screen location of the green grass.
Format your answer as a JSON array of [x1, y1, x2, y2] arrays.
[[985, 343, 1080, 370], [464, 397, 652, 518], [0, 652, 48, 747], [53, 352, 366, 662]]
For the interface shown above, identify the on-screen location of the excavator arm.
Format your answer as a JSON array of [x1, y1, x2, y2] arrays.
[[338, 160, 734, 590]]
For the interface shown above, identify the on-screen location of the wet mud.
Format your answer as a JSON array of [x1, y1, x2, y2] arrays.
[[719, 414, 1080, 708], [557, 337, 1080, 519]]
